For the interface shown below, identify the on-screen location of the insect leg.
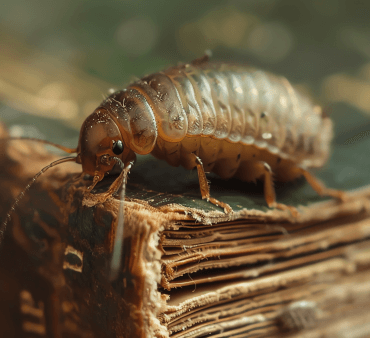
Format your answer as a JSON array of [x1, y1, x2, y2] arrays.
[[193, 154, 233, 213], [299, 168, 348, 201], [258, 162, 299, 217], [82, 162, 132, 208]]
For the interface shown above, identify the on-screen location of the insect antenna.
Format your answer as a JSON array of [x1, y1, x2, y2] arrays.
[[1, 137, 77, 153], [0, 156, 77, 245], [109, 158, 133, 282]]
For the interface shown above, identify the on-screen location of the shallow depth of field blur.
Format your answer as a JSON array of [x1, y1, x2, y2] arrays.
[[1, 0, 370, 133]]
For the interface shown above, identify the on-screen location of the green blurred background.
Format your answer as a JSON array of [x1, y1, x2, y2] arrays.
[[2, 0, 370, 128], [1, 0, 370, 211]]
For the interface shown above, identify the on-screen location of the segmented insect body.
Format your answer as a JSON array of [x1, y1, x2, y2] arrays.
[[2, 56, 346, 246], [93, 62, 330, 172], [1, 56, 346, 337], [77, 56, 342, 214]]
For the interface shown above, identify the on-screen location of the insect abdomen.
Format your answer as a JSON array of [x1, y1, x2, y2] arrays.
[[147, 63, 330, 160], [111, 62, 333, 180]]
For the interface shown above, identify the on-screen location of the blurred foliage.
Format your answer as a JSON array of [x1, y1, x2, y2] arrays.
[[2, 0, 370, 124]]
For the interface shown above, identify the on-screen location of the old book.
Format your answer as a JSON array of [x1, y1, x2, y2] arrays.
[[0, 104, 370, 338]]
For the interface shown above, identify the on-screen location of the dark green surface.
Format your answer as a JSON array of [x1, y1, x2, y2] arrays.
[[2, 101, 370, 213]]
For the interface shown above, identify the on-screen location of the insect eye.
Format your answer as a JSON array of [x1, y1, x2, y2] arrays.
[[112, 140, 124, 155]]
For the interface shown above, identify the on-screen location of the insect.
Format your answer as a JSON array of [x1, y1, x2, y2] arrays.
[[2, 55, 346, 276]]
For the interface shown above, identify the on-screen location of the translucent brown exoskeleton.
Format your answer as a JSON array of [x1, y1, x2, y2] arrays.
[[77, 54, 346, 214], [1, 55, 347, 280]]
